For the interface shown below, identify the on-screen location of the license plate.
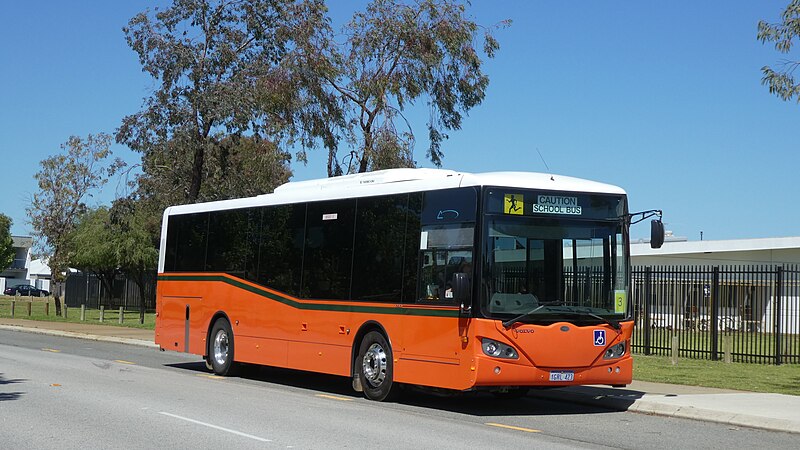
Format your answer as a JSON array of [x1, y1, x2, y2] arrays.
[[549, 371, 575, 382]]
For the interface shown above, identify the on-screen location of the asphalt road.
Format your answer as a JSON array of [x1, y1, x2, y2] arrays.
[[1, 329, 796, 449]]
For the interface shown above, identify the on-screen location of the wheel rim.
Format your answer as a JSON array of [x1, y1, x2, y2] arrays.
[[213, 329, 229, 366], [362, 342, 387, 388]]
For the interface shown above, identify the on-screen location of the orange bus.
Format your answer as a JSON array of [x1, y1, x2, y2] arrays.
[[155, 168, 661, 400]]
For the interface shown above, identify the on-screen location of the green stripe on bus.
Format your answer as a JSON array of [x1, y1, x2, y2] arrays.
[[157, 274, 460, 318]]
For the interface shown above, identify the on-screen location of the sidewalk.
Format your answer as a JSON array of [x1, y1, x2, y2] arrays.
[[0, 317, 156, 348], [1, 318, 798, 434]]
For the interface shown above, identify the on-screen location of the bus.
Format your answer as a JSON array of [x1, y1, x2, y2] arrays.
[[155, 168, 662, 400]]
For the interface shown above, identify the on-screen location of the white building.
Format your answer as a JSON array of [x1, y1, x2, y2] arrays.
[[0, 236, 51, 292], [631, 235, 800, 267]]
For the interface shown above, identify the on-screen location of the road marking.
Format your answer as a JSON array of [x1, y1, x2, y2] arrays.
[[42, 348, 61, 353], [196, 374, 226, 380], [485, 422, 541, 433], [315, 394, 354, 402], [114, 360, 136, 365], [158, 412, 272, 443]]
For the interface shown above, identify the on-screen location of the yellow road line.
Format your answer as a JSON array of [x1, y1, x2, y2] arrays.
[[315, 394, 354, 402], [196, 374, 226, 380], [114, 360, 136, 365], [485, 422, 541, 433], [42, 348, 61, 353]]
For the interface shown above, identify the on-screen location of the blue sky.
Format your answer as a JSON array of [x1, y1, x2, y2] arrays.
[[1, 1, 798, 241]]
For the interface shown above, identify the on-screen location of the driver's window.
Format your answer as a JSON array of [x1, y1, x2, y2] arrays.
[[418, 224, 473, 303]]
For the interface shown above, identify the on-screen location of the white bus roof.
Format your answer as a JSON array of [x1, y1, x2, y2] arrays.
[[164, 168, 626, 216]]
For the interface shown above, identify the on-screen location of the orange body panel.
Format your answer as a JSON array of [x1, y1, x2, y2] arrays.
[[155, 273, 633, 391]]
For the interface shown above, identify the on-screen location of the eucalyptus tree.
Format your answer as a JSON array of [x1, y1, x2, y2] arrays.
[[758, 0, 800, 101], [302, 0, 508, 176], [117, 0, 326, 207], [27, 134, 124, 316]]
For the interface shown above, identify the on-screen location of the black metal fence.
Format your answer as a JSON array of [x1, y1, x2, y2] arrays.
[[64, 272, 157, 311], [631, 265, 800, 364]]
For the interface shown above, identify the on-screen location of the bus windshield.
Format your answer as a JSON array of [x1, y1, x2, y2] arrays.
[[483, 217, 629, 324]]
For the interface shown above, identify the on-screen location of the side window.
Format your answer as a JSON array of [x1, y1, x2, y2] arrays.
[[351, 194, 408, 302], [167, 212, 209, 272], [416, 188, 477, 303], [418, 224, 474, 303], [402, 193, 423, 303], [302, 199, 356, 300], [206, 208, 260, 278], [258, 204, 305, 296]]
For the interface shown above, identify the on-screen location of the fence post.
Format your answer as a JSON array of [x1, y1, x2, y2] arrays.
[[10, 300, 14, 318], [45, 301, 49, 316], [775, 267, 783, 366], [643, 267, 652, 355], [711, 266, 720, 360], [100, 305, 105, 323], [119, 306, 124, 325], [27, 301, 32, 316], [80, 304, 86, 321]]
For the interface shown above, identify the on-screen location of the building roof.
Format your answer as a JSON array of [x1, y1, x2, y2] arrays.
[[12, 236, 33, 248], [632, 236, 800, 257]]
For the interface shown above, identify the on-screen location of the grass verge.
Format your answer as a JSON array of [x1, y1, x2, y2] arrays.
[[634, 353, 800, 396], [0, 296, 155, 329]]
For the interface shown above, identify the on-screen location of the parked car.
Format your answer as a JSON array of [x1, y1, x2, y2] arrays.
[[3, 284, 50, 297]]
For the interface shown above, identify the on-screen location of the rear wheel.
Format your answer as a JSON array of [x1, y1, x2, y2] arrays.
[[357, 331, 400, 401], [209, 318, 238, 376]]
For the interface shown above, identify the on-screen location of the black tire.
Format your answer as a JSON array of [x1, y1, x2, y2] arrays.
[[491, 387, 530, 400], [209, 318, 239, 376], [357, 331, 400, 402]]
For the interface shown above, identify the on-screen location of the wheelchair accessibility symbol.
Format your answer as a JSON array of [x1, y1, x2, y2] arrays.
[[593, 330, 606, 347]]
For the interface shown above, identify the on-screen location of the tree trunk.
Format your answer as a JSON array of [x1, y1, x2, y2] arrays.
[[188, 144, 205, 203]]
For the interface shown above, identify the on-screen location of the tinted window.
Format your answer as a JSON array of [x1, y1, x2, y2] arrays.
[[258, 204, 305, 296], [167, 212, 209, 272], [402, 193, 423, 303], [206, 208, 260, 279], [351, 194, 408, 302], [302, 199, 356, 300], [420, 187, 477, 224]]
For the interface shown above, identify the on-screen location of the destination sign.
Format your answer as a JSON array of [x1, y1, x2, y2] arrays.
[[486, 189, 625, 220], [532, 195, 582, 215]]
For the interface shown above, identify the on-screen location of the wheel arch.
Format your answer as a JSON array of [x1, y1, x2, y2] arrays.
[[350, 320, 391, 377]]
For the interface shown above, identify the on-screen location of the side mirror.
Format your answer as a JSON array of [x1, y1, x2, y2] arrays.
[[452, 273, 471, 316], [650, 219, 665, 249]]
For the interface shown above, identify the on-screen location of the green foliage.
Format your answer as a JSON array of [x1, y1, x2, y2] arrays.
[[26, 133, 123, 314], [306, 0, 508, 176], [758, 0, 800, 101], [0, 214, 14, 272], [117, 0, 326, 206]]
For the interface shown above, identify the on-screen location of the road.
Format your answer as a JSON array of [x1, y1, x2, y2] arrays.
[[0, 329, 796, 449]]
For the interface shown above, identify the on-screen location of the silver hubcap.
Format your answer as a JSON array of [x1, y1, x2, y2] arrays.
[[362, 343, 387, 387], [213, 329, 229, 366]]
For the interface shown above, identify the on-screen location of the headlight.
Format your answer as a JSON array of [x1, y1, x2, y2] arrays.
[[603, 341, 626, 359], [481, 338, 518, 359]]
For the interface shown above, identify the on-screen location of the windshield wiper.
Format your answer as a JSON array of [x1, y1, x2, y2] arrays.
[[501, 301, 566, 329], [558, 309, 622, 331]]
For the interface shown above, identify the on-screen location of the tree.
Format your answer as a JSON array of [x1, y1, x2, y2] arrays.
[[0, 214, 14, 272], [299, 0, 507, 176], [758, 0, 800, 101], [117, 0, 327, 208], [68, 208, 120, 309], [27, 134, 124, 316], [69, 203, 158, 323], [109, 198, 159, 323]]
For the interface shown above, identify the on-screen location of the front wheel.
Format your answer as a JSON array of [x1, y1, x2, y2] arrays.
[[357, 331, 400, 401], [209, 318, 239, 376]]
